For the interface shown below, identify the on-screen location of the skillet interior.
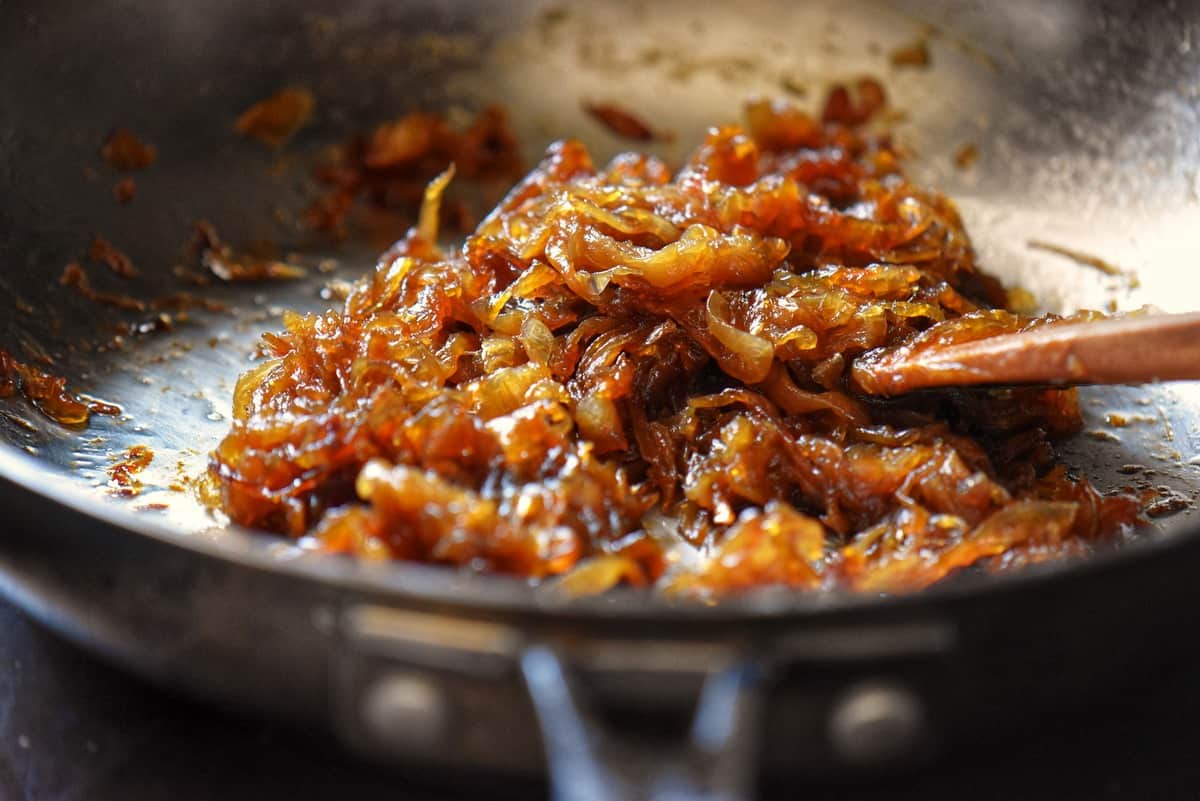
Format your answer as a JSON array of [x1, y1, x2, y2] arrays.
[[1, 0, 1199, 614]]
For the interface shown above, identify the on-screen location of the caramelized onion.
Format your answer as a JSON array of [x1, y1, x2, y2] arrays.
[[704, 290, 775, 383], [205, 94, 1143, 599]]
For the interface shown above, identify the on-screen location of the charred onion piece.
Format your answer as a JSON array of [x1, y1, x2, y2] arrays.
[[584, 102, 658, 141], [101, 128, 157, 171], [236, 87, 315, 148]]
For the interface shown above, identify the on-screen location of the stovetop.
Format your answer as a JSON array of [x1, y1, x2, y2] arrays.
[[0, 595, 1190, 801]]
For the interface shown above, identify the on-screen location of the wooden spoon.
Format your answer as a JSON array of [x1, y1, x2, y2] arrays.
[[850, 311, 1200, 396]]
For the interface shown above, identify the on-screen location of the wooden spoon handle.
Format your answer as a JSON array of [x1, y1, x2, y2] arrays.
[[851, 312, 1200, 396]]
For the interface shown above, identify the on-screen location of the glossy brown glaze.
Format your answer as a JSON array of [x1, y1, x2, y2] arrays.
[[0, 349, 120, 427], [107, 444, 154, 496]]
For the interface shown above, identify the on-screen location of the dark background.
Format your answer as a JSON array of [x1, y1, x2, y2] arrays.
[[0, 596, 1190, 801]]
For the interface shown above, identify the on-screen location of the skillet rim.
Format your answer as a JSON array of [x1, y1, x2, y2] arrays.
[[1, 437, 1196, 622]]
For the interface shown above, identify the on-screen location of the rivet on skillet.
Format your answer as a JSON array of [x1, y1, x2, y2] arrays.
[[827, 681, 928, 767], [360, 672, 449, 752]]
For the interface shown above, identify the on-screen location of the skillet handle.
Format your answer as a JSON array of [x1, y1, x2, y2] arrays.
[[520, 645, 763, 801]]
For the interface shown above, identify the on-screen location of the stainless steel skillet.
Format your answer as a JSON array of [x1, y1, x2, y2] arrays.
[[2, 1, 1200, 798]]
